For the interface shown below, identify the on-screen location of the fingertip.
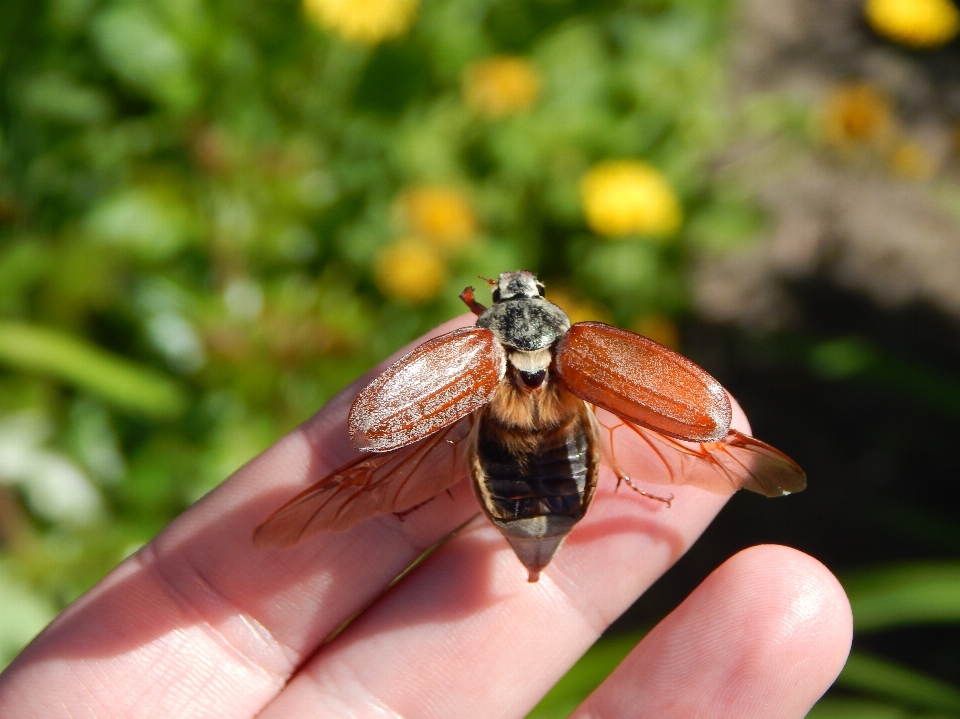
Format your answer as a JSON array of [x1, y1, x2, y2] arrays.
[[717, 544, 853, 676], [576, 545, 852, 719]]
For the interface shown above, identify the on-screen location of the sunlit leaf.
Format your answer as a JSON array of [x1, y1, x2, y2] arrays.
[[90, 3, 200, 111], [0, 566, 57, 670], [0, 321, 186, 418], [844, 563, 960, 632]]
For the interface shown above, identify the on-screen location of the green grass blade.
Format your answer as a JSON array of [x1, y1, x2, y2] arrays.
[[843, 563, 960, 632], [0, 321, 186, 418], [835, 650, 960, 714], [807, 696, 958, 719]]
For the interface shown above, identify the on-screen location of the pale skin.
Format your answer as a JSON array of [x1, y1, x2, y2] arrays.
[[0, 316, 853, 719]]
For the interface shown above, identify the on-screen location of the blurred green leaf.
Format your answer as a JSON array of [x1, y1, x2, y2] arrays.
[[0, 321, 186, 418], [0, 565, 57, 669], [769, 334, 960, 417], [0, 242, 49, 313], [577, 240, 662, 304], [686, 198, 765, 251], [91, 2, 200, 111], [836, 650, 960, 714], [809, 338, 878, 380], [85, 187, 196, 261], [19, 72, 111, 124], [844, 563, 960, 633], [807, 696, 958, 719]]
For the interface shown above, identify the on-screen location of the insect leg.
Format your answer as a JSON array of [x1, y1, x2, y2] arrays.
[[619, 474, 673, 508], [599, 417, 673, 507]]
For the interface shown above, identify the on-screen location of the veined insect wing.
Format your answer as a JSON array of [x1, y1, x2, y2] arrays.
[[711, 429, 806, 496], [253, 416, 477, 547], [255, 325, 503, 548], [349, 326, 506, 452], [555, 322, 731, 443], [593, 408, 806, 497]]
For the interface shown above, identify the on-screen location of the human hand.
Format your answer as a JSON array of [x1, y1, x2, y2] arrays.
[[0, 316, 852, 719]]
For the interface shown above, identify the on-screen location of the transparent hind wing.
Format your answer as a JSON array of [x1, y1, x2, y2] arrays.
[[253, 416, 476, 547], [593, 408, 806, 497]]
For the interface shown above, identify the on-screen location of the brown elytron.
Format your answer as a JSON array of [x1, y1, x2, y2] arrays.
[[255, 271, 806, 581], [349, 327, 505, 452], [555, 323, 731, 442]]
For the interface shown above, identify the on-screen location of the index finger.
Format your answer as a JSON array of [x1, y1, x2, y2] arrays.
[[0, 315, 484, 719]]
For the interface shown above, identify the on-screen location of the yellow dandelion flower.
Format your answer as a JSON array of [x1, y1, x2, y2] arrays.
[[865, 0, 960, 48], [889, 141, 937, 180], [464, 56, 541, 118], [633, 314, 680, 350], [822, 83, 894, 149], [546, 288, 610, 325], [398, 186, 477, 249], [374, 239, 446, 303], [303, 0, 418, 44], [579, 160, 682, 238]]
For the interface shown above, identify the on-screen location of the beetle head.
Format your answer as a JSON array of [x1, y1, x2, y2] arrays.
[[492, 271, 546, 303]]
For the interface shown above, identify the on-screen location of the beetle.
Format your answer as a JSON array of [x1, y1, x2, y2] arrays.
[[254, 271, 805, 582]]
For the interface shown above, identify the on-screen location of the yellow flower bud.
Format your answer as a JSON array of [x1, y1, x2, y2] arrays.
[[865, 0, 960, 48], [303, 0, 419, 44], [397, 186, 477, 250], [375, 240, 446, 303], [464, 56, 541, 118], [580, 161, 682, 238]]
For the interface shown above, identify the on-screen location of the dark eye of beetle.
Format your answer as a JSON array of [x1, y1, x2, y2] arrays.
[[492, 289, 501, 302], [537, 284, 545, 297]]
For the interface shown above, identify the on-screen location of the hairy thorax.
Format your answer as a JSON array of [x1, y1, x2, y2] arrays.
[[482, 361, 584, 455]]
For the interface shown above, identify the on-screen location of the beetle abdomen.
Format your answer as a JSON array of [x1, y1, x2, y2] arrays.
[[478, 428, 590, 520], [472, 403, 599, 582]]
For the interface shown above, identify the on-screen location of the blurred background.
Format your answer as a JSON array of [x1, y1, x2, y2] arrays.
[[2, 0, 960, 715]]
